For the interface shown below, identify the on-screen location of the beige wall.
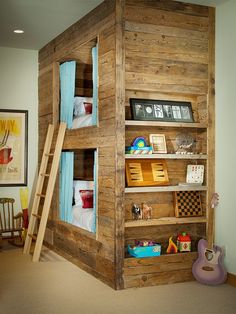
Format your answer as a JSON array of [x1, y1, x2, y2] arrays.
[[216, 0, 236, 274], [0, 47, 38, 212]]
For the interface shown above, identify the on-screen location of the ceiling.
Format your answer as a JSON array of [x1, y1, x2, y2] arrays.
[[0, 0, 229, 51]]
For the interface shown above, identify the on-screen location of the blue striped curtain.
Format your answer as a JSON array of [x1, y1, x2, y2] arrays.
[[60, 61, 76, 129], [92, 45, 98, 125], [59, 152, 74, 223]]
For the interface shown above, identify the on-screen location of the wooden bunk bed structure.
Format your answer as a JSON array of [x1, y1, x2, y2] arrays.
[[38, 0, 215, 289]]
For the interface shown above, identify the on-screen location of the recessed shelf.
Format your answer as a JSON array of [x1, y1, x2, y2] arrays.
[[125, 153, 207, 160], [125, 185, 207, 193], [125, 216, 207, 228], [125, 120, 208, 128]]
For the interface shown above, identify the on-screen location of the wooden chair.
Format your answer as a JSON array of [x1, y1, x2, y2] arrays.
[[0, 198, 23, 247]]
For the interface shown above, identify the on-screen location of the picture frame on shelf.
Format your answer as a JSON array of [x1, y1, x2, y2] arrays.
[[130, 98, 194, 123], [149, 134, 167, 154]]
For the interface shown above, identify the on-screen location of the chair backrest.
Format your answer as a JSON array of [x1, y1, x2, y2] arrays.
[[0, 198, 16, 232]]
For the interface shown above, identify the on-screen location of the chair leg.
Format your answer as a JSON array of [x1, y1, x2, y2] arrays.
[[0, 233, 2, 250]]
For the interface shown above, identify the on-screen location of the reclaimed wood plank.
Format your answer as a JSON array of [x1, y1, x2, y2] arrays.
[[125, 0, 209, 19], [114, 0, 126, 290], [206, 7, 215, 248]]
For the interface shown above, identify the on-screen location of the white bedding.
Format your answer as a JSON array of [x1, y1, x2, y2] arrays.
[[72, 114, 93, 129], [72, 96, 93, 129], [72, 180, 94, 232], [72, 205, 94, 232]]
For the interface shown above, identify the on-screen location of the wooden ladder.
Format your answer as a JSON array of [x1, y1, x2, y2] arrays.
[[23, 122, 66, 262]]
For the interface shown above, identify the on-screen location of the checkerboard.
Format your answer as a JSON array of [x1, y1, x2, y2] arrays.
[[174, 191, 203, 217]]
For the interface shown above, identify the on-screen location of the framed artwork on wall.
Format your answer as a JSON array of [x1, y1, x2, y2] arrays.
[[0, 109, 28, 186]]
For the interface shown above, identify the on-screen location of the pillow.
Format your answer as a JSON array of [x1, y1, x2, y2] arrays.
[[74, 97, 93, 117], [73, 180, 94, 206], [84, 102, 92, 114], [79, 190, 93, 208]]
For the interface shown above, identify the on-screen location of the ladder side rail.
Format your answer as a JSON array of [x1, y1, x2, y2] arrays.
[[32, 122, 66, 262], [23, 124, 54, 254]]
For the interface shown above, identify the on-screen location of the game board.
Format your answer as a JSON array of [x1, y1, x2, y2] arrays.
[[125, 159, 169, 187], [174, 190, 202, 217]]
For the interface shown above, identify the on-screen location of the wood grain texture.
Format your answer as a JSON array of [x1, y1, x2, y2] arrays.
[[114, 0, 126, 290], [38, 0, 118, 288], [227, 273, 236, 288], [38, 0, 215, 290], [124, 252, 198, 288], [206, 7, 215, 248]]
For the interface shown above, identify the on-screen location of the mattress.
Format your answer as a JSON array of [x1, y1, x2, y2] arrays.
[[72, 205, 94, 232]]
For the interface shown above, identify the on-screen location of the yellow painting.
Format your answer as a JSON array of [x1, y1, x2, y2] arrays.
[[0, 110, 28, 186]]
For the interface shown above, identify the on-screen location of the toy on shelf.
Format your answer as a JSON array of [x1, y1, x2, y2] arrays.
[[126, 136, 152, 155], [142, 202, 152, 220], [128, 240, 161, 258], [166, 237, 178, 254], [135, 239, 156, 247], [177, 232, 191, 252], [132, 203, 142, 220], [131, 203, 153, 220]]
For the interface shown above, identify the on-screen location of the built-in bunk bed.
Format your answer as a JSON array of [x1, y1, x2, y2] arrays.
[[59, 42, 98, 234], [39, 0, 215, 290]]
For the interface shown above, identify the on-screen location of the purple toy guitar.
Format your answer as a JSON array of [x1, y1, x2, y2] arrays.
[[192, 193, 227, 285]]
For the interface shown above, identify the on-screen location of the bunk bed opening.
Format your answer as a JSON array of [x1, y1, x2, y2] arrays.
[[59, 149, 97, 234], [59, 38, 98, 129]]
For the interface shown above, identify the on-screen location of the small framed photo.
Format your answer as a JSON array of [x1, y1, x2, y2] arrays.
[[130, 99, 194, 122], [149, 134, 167, 154]]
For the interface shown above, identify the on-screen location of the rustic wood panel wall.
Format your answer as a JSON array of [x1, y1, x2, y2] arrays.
[[38, 0, 214, 290], [123, 0, 214, 288], [38, 0, 122, 289]]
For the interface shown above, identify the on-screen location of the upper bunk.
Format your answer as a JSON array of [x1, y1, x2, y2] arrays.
[[59, 38, 98, 130]]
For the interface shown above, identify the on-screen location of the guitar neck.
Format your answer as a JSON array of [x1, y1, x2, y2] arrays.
[[207, 193, 218, 250]]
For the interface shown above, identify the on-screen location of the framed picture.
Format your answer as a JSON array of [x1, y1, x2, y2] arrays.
[[130, 98, 194, 122], [0, 109, 28, 186], [149, 134, 167, 154]]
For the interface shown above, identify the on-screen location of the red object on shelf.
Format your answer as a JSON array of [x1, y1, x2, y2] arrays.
[[177, 232, 191, 252]]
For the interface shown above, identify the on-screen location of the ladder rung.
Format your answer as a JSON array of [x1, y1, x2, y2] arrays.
[[40, 173, 50, 177], [36, 193, 46, 198], [23, 122, 66, 261], [28, 234, 37, 241], [32, 213, 41, 219]]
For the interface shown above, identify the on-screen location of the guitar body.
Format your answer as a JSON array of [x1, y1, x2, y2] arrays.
[[192, 239, 227, 285]]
